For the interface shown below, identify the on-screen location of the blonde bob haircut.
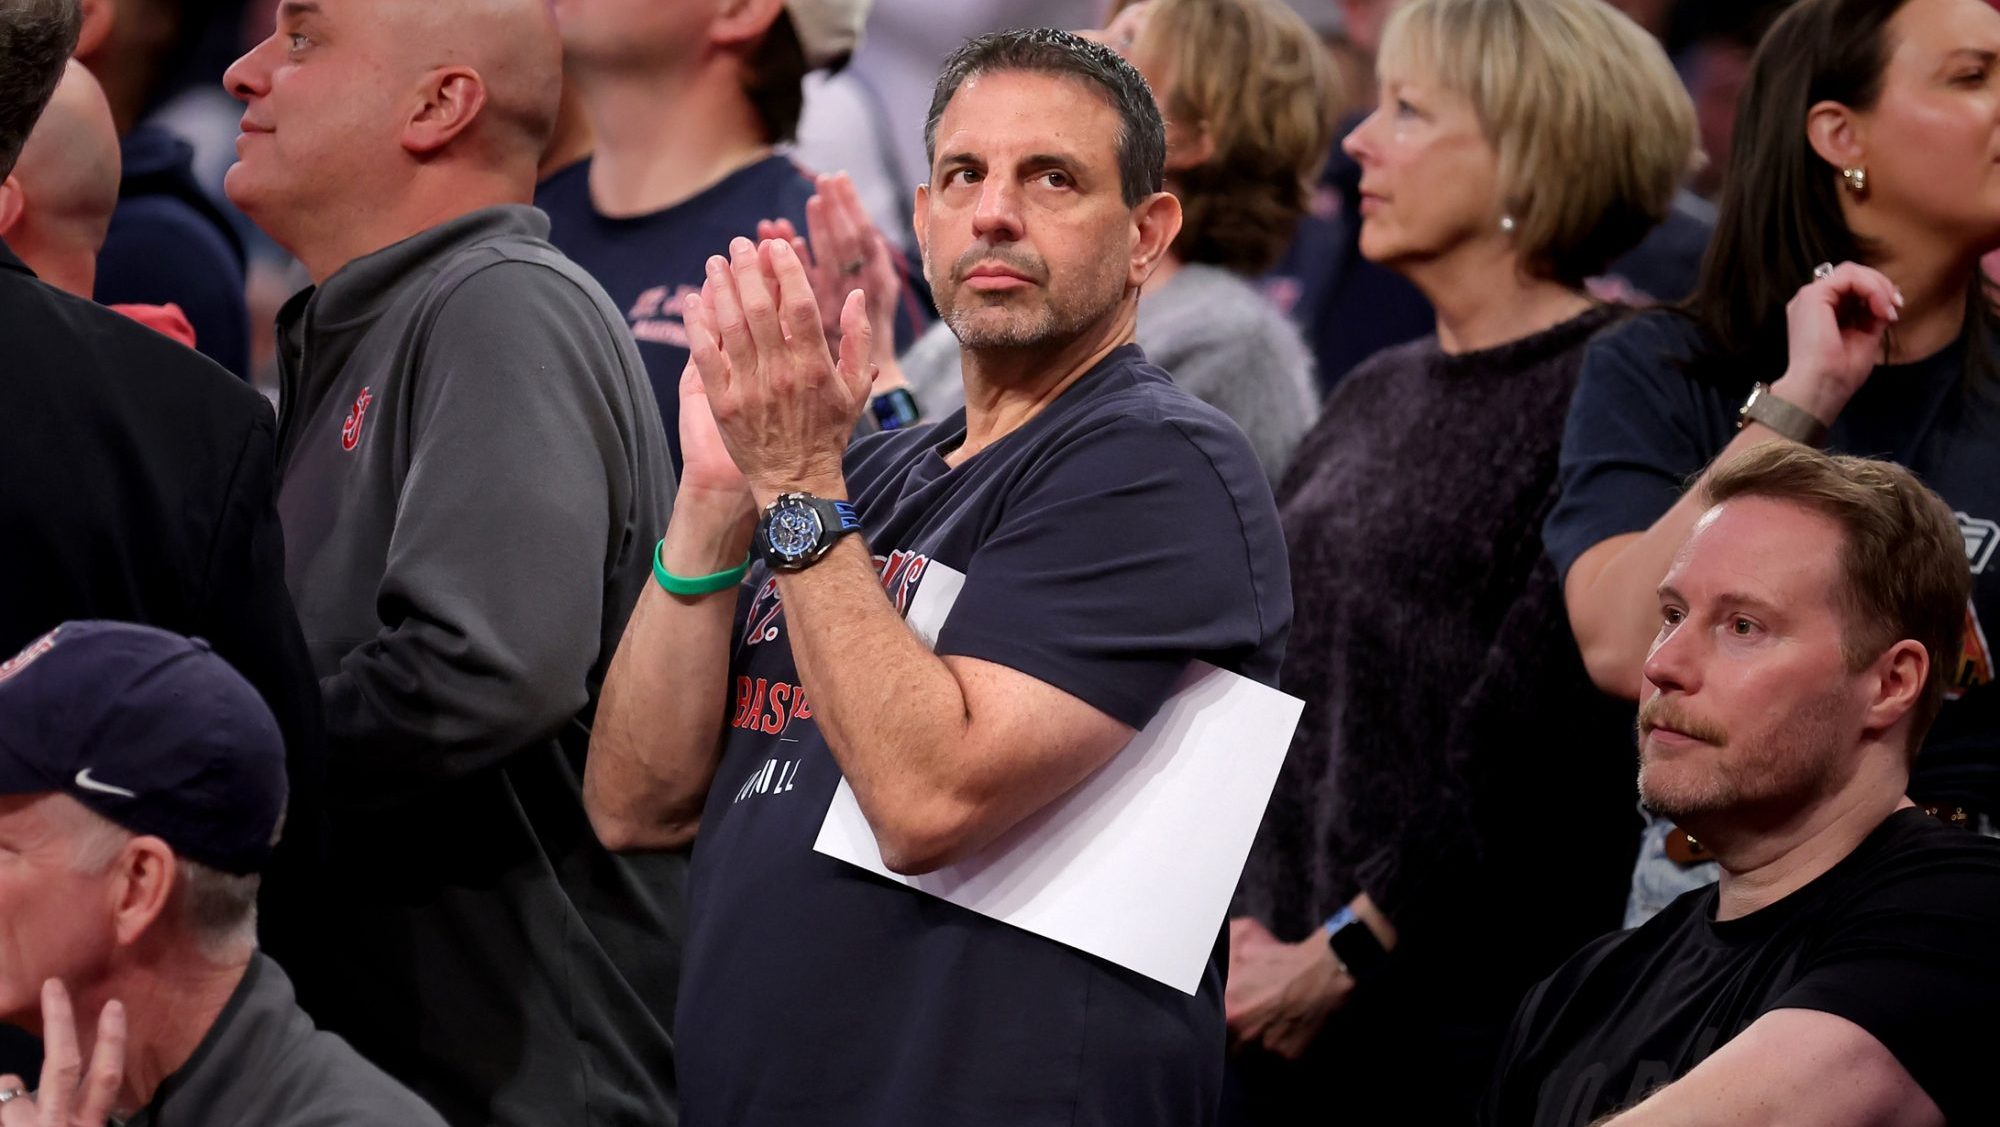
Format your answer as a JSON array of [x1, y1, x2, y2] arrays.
[[1377, 0, 1698, 285], [1112, 0, 1344, 275]]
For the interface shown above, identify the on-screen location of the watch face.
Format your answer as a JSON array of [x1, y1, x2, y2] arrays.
[[765, 502, 824, 562]]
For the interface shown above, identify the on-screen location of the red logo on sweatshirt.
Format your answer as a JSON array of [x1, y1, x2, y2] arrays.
[[341, 387, 375, 452]]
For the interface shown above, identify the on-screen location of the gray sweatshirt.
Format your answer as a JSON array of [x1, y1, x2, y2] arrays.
[[127, 953, 447, 1127], [272, 206, 682, 1126], [902, 263, 1319, 483]]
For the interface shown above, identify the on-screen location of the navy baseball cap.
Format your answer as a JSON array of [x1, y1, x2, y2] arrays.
[[0, 621, 287, 875]]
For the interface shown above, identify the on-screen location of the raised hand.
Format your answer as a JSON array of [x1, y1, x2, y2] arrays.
[[675, 357, 749, 501], [684, 236, 874, 506], [0, 980, 125, 1127], [754, 171, 902, 370], [1770, 261, 1903, 424]]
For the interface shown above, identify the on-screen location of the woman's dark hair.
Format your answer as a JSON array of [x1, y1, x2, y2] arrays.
[[1688, 0, 2000, 386]]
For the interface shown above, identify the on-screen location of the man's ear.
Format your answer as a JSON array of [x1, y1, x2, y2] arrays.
[[1805, 99, 1865, 178], [109, 837, 177, 948], [1862, 638, 1930, 740], [0, 175, 25, 239], [402, 67, 489, 157], [710, 0, 787, 52], [1128, 189, 1183, 288], [76, 0, 115, 62]]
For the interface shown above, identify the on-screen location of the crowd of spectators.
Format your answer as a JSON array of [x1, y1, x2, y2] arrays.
[[3, 0, 1999, 1124]]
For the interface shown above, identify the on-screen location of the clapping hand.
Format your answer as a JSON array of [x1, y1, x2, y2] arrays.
[[675, 357, 749, 504], [0, 980, 124, 1127], [755, 171, 903, 377], [683, 236, 874, 507]]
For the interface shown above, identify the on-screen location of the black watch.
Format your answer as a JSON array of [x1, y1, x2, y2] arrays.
[[757, 493, 862, 571], [1325, 907, 1390, 984], [871, 387, 922, 432]]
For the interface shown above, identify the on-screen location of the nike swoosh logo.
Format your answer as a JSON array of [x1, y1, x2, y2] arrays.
[[74, 769, 137, 799]]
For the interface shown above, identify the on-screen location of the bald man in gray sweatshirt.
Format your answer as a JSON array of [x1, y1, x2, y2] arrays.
[[222, 2, 680, 1124]]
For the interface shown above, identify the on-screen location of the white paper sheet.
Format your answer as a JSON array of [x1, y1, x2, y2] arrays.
[[812, 561, 1302, 994]]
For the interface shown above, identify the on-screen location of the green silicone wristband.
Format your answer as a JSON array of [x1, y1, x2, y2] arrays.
[[652, 539, 752, 597]]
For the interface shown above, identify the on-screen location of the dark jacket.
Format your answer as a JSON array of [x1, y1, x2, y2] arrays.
[[273, 206, 680, 1127], [0, 239, 325, 963], [128, 953, 447, 1127]]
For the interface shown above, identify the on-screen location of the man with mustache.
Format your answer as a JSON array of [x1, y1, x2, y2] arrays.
[[584, 27, 1291, 1127], [1487, 443, 2000, 1127]]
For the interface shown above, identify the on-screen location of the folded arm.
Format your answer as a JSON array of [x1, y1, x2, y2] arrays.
[[1599, 1010, 1940, 1127]]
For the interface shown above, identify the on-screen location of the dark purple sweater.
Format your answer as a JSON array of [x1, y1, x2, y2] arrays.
[[1238, 304, 1638, 999]]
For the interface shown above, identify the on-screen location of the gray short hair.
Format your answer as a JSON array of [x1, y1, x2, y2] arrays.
[[0, 0, 80, 180], [59, 799, 260, 958], [924, 27, 1166, 208], [176, 860, 261, 958]]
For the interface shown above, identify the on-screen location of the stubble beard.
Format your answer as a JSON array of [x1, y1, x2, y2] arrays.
[[1636, 689, 1851, 826], [932, 247, 1126, 355]]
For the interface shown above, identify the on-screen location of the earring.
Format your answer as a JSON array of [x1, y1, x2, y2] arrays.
[[1499, 214, 1517, 234], [1842, 166, 1868, 196]]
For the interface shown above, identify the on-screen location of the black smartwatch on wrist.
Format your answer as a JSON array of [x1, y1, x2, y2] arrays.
[[1324, 907, 1390, 984], [756, 493, 862, 571], [870, 387, 922, 432]]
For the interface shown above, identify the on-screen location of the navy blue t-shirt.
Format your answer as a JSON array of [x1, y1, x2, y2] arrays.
[[1546, 310, 2000, 809], [676, 345, 1291, 1127], [95, 126, 250, 378], [537, 154, 926, 471]]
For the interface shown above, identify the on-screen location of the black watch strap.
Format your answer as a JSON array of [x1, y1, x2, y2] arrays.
[[1326, 911, 1391, 983]]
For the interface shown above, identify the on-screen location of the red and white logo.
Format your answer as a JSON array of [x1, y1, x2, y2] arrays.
[[0, 627, 60, 686], [340, 386, 375, 452]]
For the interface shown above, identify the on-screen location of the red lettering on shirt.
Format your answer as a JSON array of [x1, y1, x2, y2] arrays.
[[762, 682, 791, 734], [874, 550, 933, 615], [728, 677, 812, 737]]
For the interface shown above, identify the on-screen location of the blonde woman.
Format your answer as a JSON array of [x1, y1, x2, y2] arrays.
[[1223, 0, 1696, 1120], [892, 0, 1342, 483]]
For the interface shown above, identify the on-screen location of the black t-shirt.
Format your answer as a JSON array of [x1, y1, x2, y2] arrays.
[[675, 345, 1291, 1127], [1545, 311, 2000, 810], [536, 154, 926, 472], [1487, 808, 2000, 1126]]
